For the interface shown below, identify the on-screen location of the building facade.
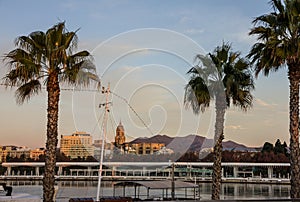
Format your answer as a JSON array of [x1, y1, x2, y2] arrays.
[[113, 122, 165, 155], [5, 146, 31, 159], [93, 140, 114, 160], [0, 146, 45, 162], [30, 148, 45, 160], [60, 131, 94, 159], [124, 142, 165, 155], [115, 121, 125, 147]]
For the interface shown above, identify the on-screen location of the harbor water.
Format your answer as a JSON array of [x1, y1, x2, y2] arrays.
[[7, 180, 290, 202]]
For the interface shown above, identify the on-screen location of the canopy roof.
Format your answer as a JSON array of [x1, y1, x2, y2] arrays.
[[114, 180, 198, 189]]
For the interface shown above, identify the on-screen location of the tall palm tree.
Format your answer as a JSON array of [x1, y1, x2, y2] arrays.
[[247, 0, 300, 198], [184, 43, 254, 200], [3, 22, 100, 202]]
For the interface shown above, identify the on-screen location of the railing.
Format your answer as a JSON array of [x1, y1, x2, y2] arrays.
[[0, 162, 291, 182]]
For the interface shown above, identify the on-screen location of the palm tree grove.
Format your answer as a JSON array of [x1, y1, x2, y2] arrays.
[[2, 0, 300, 201]]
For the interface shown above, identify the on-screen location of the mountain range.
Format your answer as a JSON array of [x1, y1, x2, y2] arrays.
[[130, 134, 259, 153]]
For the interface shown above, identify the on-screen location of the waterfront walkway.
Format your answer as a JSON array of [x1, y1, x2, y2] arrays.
[[0, 162, 291, 183], [175, 200, 299, 202], [155, 200, 299, 202]]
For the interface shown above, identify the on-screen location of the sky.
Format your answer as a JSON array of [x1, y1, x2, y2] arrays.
[[0, 0, 290, 149]]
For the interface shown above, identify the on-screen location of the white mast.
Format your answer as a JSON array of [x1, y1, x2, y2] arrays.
[[96, 83, 111, 202]]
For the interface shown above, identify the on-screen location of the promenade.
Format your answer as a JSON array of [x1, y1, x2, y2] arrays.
[[0, 162, 291, 184], [153, 200, 299, 202], [0, 161, 292, 201]]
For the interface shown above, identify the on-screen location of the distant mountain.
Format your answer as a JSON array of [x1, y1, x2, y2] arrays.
[[223, 140, 249, 151], [131, 135, 173, 145], [130, 134, 257, 153]]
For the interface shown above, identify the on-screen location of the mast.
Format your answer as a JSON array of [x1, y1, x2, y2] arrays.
[[96, 83, 111, 202]]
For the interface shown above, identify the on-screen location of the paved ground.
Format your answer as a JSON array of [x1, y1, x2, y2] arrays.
[[167, 200, 299, 202], [81, 198, 300, 202], [144, 199, 300, 202]]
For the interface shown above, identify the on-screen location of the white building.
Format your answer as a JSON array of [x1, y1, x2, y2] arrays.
[[93, 140, 114, 160]]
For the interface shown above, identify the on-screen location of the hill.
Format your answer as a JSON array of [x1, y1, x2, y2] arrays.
[[130, 134, 257, 153]]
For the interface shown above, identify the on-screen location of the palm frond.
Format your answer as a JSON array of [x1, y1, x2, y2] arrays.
[[212, 43, 253, 109], [62, 60, 99, 86], [184, 76, 210, 114], [15, 80, 41, 104], [270, 0, 285, 13], [248, 0, 300, 75], [63, 32, 78, 54], [3, 21, 100, 103], [185, 42, 254, 112], [16, 32, 46, 54], [3, 48, 42, 85]]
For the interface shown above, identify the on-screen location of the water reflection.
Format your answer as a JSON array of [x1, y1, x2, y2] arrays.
[[7, 181, 290, 201], [220, 184, 290, 200]]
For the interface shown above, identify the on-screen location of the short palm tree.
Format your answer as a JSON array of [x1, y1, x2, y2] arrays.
[[184, 43, 254, 200], [3, 22, 100, 202], [247, 0, 300, 198]]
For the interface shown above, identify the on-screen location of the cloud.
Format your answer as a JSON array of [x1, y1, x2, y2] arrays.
[[60, 1, 79, 10], [184, 29, 204, 35], [255, 98, 278, 108], [179, 16, 191, 24], [226, 125, 245, 130]]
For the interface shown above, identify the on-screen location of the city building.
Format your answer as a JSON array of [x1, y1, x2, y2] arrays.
[[5, 146, 31, 159], [156, 146, 174, 155], [93, 139, 114, 160], [115, 121, 126, 147], [0, 146, 3, 163], [0, 146, 45, 162], [113, 122, 166, 155], [124, 142, 165, 155], [30, 148, 45, 160], [60, 131, 94, 159]]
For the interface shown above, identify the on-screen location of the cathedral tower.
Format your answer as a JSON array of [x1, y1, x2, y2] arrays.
[[115, 121, 125, 147]]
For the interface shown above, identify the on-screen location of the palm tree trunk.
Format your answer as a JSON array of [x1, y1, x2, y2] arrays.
[[43, 72, 60, 202], [288, 68, 300, 199], [211, 95, 226, 200]]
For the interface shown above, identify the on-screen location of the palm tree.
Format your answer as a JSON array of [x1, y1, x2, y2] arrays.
[[184, 43, 254, 200], [3, 22, 99, 202], [247, 0, 300, 198]]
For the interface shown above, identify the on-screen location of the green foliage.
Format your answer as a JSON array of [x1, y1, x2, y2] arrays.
[[3, 22, 100, 202], [274, 139, 284, 154], [185, 43, 254, 200], [184, 42, 254, 114], [262, 142, 274, 153], [3, 21, 100, 104], [261, 139, 289, 157], [248, 0, 300, 74], [248, 1, 300, 197]]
